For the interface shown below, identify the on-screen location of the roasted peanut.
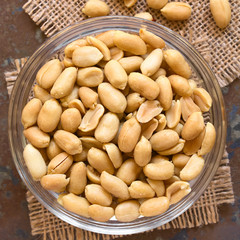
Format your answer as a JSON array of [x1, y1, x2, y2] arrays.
[[103, 143, 123, 169], [85, 184, 112, 206], [54, 130, 82, 155], [116, 158, 142, 185], [172, 153, 190, 168], [36, 59, 63, 89], [147, 178, 165, 197], [88, 147, 114, 174], [123, 0, 137, 7], [50, 67, 77, 99], [157, 139, 185, 155], [125, 92, 145, 113], [88, 205, 114, 222], [119, 56, 144, 74], [23, 144, 47, 180], [98, 83, 127, 113], [139, 197, 169, 217], [79, 87, 98, 109], [165, 100, 182, 128], [128, 72, 160, 100], [141, 118, 159, 139], [46, 139, 63, 160], [180, 96, 201, 121], [68, 99, 86, 114], [61, 108, 81, 133], [87, 165, 101, 184], [37, 99, 62, 132], [80, 136, 103, 149], [146, 0, 167, 9], [193, 88, 212, 112], [134, 12, 153, 21], [100, 171, 130, 200], [60, 85, 79, 108], [82, 0, 110, 17], [118, 117, 141, 153], [151, 155, 169, 163], [110, 47, 124, 60], [95, 30, 116, 48], [33, 85, 52, 104], [129, 181, 155, 199], [62, 193, 90, 218], [64, 39, 88, 58], [73, 148, 88, 162]]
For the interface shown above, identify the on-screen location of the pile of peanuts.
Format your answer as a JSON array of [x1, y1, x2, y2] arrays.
[[21, 28, 216, 222], [82, 0, 231, 29]]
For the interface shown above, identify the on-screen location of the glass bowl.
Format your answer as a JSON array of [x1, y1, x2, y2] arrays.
[[8, 16, 226, 235]]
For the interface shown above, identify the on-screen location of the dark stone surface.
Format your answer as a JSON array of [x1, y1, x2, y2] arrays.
[[0, 1, 239, 239]]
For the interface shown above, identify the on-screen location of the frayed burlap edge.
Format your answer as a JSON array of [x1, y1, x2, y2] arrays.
[[5, 58, 234, 240]]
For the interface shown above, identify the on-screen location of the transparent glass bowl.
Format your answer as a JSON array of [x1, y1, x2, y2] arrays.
[[8, 16, 226, 235]]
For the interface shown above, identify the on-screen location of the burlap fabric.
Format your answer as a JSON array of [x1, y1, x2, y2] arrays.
[[22, 0, 240, 87], [5, 58, 235, 240]]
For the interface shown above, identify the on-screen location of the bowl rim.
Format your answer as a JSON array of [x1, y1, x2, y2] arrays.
[[8, 15, 226, 235]]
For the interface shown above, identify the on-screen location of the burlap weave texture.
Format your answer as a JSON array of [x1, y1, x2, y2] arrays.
[[22, 0, 240, 87], [5, 58, 235, 240]]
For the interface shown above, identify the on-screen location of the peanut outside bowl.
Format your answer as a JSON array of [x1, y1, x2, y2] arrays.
[[8, 16, 226, 235]]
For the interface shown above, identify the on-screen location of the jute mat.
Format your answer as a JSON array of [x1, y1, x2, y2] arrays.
[[5, 57, 234, 239], [22, 0, 240, 87]]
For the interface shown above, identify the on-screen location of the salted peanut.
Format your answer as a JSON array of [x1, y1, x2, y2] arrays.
[[168, 75, 192, 97], [80, 137, 103, 149], [54, 130, 82, 155], [125, 93, 145, 113], [123, 0, 137, 7], [85, 184, 112, 206], [72, 46, 103, 67], [23, 144, 47, 180], [140, 49, 163, 76], [157, 139, 185, 155], [63, 57, 74, 67], [78, 87, 98, 110], [77, 67, 103, 87], [181, 112, 204, 140], [193, 88, 212, 112], [156, 76, 173, 111], [161, 2, 191, 21], [116, 158, 142, 185], [89, 204, 114, 222], [50, 67, 77, 99], [40, 174, 69, 193], [129, 181, 155, 199], [147, 179, 165, 197], [46, 139, 62, 160], [210, 0, 231, 29], [47, 152, 73, 174], [23, 126, 50, 148], [88, 147, 114, 174], [163, 49, 191, 79], [137, 100, 163, 123], [143, 161, 174, 180], [141, 118, 158, 139], [165, 100, 181, 128], [180, 96, 201, 121], [37, 99, 62, 132], [180, 154, 204, 181], [114, 31, 147, 55], [33, 85, 52, 104], [172, 154, 190, 168], [146, 0, 167, 9], [73, 148, 88, 162], [110, 47, 124, 60], [134, 12, 153, 21], [98, 83, 127, 113], [198, 122, 216, 155], [151, 68, 167, 80], [61, 108, 81, 133], [104, 60, 128, 90], [155, 114, 167, 132], [150, 155, 169, 163], [118, 117, 141, 153], [139, 28, 165, 49], [82, 0, 110, 17], [115, 200, 140, 222], [62, 193, 90, 218], [68, 99, 86, 115], [103, 143, 123, 168], [94, 112, 120, 143], [140, 197, 169, 217], [64, 39, 88, 58], [150, 129, 179, 152], [96, 30, 116, 48], [87, 165, 101, 184], [86, 36, 111, 61], [183, 128, 205, 155], [36, 59, 63, 89], [79, 104, 104, 132], [60, 85, 79, 108], [119, 56, 144, 74], [166, 181, 191, 204], [128, 72, 160, 100], [164, 175, 180, 187], [100, 171, 130, 200], [21, 98, 42, 129], [134, 136, 152, 167]]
